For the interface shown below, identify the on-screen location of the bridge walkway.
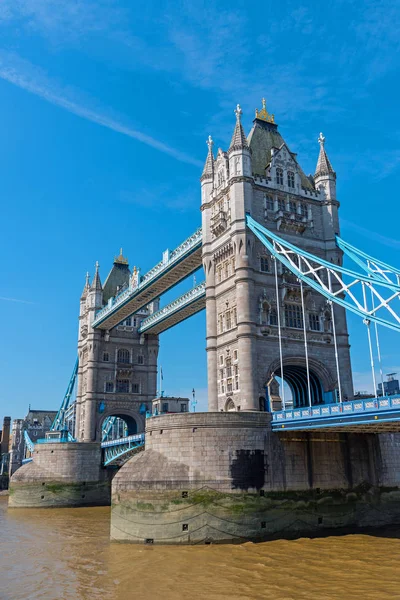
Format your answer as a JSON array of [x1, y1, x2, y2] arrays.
[[93, 229, 202, 330]]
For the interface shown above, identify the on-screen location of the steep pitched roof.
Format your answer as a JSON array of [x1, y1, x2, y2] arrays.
[[102, 253, 131, 303], [248, 118, 314, 191], [91, 261, 102, 291], [315, 133, 335, 178], [201, 136, 214, 179], [228, 105, 249, 151]]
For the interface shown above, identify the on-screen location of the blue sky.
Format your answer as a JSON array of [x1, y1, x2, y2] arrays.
[[1, 0, 400, 423]]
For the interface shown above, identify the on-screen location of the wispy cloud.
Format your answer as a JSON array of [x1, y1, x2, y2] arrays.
[[0, 52, 202, 168], [341, 219, 400, 250], [120, 183, 198, 213], [0, 296, 33, 304]]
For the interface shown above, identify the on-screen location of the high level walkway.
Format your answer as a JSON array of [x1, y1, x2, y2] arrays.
[[138, 282, 206, 335], [92, 228, 202, 330]]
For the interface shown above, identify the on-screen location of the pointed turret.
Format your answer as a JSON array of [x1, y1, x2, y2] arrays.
[[228, 105, 249, 152], [315, 133, 335, 178], [314, 133, 336, 200], [80, 272, 90, 300], [201, 135, 214, 181], [91, 261, 102, 291]]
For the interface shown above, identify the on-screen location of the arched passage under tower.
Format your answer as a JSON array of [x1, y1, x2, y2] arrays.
[[96, 409, 145, 442], [265, 357, 337, 409]]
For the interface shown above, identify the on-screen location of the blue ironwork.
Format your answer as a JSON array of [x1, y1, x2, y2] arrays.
[[138, 282, 206, 334], [22, 458, 33, 465], [272, 395, 400, 431], [51, 358, 79, 432], [101, 416, 116, 442], [93, 228, 202, 329], [23, 430, 34, 453], [101, 433, 145, 466], [246, 215, 400, 333]]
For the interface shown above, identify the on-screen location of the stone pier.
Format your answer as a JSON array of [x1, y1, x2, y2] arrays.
[[9, 442, 110, 508], [111, 412, 400, 544]]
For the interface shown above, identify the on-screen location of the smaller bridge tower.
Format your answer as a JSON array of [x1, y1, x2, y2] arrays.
[[75, 250, 159, 441]]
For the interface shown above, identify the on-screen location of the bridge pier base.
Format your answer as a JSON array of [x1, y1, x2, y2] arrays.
[[111, 413, 400, 544], [8, 442, 110, 508]]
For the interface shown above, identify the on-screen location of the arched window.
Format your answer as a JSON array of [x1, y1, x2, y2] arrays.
[[217, 170, 224, 187], [300, 203, 307, 217], [276, 168, 284, 185], [117, 349, 130, 364], [287, 171, 295, 188], [265, 194, 274, 210], [309, 313, 320, 331], [225, 398, 235, 412], [269, 308, 278, 326], [260, 256, 269, 272], [285, 304, 303, 329], [289, 200, 297, 213], [278, 198, 285, 211]]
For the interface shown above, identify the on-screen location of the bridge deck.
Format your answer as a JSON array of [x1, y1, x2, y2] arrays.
[[271, 396, 400, 432], [93, 229, 202, 330], [138, 282, 206, 335]]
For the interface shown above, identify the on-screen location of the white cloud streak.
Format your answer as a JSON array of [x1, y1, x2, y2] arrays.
[[341, 219, 400, 250], [0, 296, 33, 304], [0, 52, 202, 168]]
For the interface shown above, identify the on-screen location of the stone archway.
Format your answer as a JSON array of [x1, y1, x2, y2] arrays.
[[96, 409, 145, 442], [224, 398, 235, 412], [266, 356, 336, 408]]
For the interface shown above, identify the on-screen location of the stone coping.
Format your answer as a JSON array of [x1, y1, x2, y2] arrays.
[[145, 411, 271, 432]]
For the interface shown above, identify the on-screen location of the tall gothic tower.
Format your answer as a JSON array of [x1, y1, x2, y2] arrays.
[[75, 251, 159, 441], [201, 101, 353, 412]]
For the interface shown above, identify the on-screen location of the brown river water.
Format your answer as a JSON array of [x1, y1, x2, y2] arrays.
[[2, 497, 400, 600]]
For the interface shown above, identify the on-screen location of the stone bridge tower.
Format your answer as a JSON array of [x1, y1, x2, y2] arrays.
[[75, 251, 159, 441], [201, 101, 353, 412]]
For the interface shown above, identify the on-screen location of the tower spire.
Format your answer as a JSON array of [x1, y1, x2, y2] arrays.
[[315, 132, 335, 178], [81, 271, 90, 299], [201, 135, 214, 180], [91, 261, 102, 291], [228, 104, 249, 152]]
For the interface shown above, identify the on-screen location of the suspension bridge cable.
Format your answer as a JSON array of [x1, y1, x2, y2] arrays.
[[274, 254, 286, 410], [299, 275, 312, 408], [328, 271, 343, 403], [362, 282, 377, 397], [368, 261, 385, 396]]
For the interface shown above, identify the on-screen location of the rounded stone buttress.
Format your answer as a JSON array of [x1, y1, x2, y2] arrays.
[[9, 442, 110, 508], [111, 412, 272, 544]]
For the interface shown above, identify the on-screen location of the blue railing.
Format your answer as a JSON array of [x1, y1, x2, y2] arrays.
[[93, 228, 202, 327], [101, 433, 145, 466], [138, 282, 206, 333], [101, 433, 144, 449], [272, 395, 400, 430]]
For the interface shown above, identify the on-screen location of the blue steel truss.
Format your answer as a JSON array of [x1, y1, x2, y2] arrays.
[[138, 282, 206, 334], [101, 416, 116, 442], [23, 430, 35, 453], [92, 228, 202, 329], [246, 215, 400, 333], [101, 433, 145, 466], [51, 358, 79, 432]]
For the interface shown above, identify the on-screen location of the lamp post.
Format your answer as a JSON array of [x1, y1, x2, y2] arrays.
[[192, 388, 197, 413]]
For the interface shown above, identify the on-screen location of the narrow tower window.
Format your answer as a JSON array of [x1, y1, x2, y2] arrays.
[[260, 257, 269, 272], [285, 304, 303, 329], [276, 168, 284, 185], [117, 349, 130, 364], [309, 314, 320, 331], [287, 171, 295, 188]]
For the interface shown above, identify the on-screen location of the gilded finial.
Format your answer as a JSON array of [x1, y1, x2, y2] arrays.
[[95, 261, 99, 271], [318, 132, 325, 146], [255, 98, 275, 124], [206, 135, 214, 150], [234, 104, 242, 121], [85, 271, 90, 286], [114, 248, 129, 265]]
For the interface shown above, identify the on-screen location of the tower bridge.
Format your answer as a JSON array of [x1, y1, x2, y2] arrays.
[[10, 99, 400, 545]]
